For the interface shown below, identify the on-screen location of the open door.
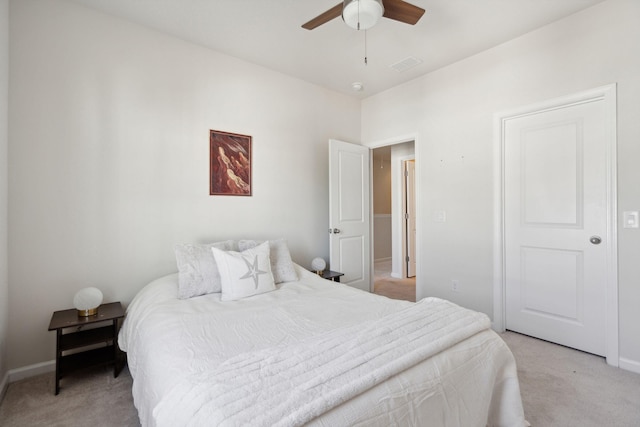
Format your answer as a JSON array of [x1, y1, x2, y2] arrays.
[[405, 160, 416, 277], [329, 139, 371, 292]]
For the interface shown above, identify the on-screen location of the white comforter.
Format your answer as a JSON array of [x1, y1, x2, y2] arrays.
[[119, 265, 525, 427]]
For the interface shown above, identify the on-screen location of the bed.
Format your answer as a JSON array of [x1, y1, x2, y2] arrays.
[[118, 240, 526, 426]]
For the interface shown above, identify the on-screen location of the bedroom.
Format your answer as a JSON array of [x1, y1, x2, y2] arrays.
[[0, 0, 639, 424]]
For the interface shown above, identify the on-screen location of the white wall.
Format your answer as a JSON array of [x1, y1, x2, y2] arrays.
[[7, 0, 360, 369], [362, 0, 640, 369], [0, 0, 9, 391]]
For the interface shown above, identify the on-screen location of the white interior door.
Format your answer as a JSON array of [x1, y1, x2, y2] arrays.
[[504, 98, 610, 356], [329, 139, 371, 292], [405, 160, 416, 277]]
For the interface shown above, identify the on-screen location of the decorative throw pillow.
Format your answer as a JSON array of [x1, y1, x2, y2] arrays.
[[212, 241, 276, 301], [174, 240, 233, 299], [238, 239, 298, 284]]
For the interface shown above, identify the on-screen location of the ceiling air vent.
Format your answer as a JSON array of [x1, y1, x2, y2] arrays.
[[389, 56, 423, 72]]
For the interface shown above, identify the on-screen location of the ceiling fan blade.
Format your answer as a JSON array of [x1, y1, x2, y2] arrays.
[[382, 0, 425, 25], [302, 3, 343, 30]]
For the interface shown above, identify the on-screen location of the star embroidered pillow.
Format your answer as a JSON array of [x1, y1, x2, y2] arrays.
[[238, 239, 298, 284], [211, 241, 276, 301]]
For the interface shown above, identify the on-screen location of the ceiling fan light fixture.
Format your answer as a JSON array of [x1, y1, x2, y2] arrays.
[[342, 0, 384, 30]]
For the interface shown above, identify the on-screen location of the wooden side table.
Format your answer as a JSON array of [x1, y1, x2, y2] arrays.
[[320, 270, 344, 282], [48, 301, 125, 395]]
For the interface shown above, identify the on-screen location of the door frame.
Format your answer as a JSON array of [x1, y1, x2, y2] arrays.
[[401, 158, 416, 278], [364, 134, 420, 291], [492, 84, 619, 365]]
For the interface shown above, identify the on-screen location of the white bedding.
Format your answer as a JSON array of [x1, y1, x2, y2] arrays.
[[119, 265, 525, 427]]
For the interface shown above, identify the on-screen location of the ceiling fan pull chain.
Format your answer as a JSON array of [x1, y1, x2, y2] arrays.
[[364, 29, 368, 65]]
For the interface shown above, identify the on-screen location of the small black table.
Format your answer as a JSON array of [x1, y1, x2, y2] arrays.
[[48, 302, 125, 395], [320, 270, 344, 282]]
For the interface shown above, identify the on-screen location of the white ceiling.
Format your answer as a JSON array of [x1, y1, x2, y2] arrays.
[[69, 0, 605, 98]]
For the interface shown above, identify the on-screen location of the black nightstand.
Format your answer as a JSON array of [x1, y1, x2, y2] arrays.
[[320, 270, 344, 282], [48, 302, 125, 395]]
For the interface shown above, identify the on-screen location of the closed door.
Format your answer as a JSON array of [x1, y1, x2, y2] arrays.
[[504, 98, 609, 356], [329, 139, 371, 292]]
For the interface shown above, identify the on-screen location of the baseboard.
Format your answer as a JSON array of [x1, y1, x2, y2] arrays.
[[374, 257, 392, 263], [619, 357, 640, 374], [8, 360, 55, 383]]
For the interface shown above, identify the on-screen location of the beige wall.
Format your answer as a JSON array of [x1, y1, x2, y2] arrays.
[[372, 148, 392, 260], [7, 0, 360, 369], [0, 0, 9, 389], [372, 149, 391, 215], [362, 0, 640, 370]]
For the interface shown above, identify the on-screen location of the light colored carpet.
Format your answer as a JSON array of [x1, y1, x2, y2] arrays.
[[0, 366, 139, 427], [2, 334, 639, 426], [373, 277, 416, 302], [373, 259, 416, 302], [501, 331, 640, 426]]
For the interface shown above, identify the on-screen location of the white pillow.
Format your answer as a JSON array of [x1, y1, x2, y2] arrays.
[[212, 241, 276, 301], [238, 239, 298, 284], [174, 240, 233, 299]]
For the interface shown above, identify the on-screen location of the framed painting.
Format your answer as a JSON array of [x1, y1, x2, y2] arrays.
[[209, 130, 252, 196]]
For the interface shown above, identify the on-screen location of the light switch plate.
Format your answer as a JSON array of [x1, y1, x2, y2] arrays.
[[623, 211, 639, 228]]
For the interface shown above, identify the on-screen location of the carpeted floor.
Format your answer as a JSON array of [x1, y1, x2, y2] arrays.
[[501, 331, 640, 426], [373, 277, 416, 302], [373, 259, 416, 302], [0, 366, 138, 427]]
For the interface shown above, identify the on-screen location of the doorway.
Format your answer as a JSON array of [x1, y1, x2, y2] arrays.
[[372, 142, 416, 302]]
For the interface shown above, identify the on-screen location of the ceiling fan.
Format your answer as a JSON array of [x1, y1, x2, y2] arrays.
[[302, 0, 425, 31]]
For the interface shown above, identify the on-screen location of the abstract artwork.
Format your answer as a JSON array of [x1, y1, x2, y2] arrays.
[[209, 130, 252, 196]]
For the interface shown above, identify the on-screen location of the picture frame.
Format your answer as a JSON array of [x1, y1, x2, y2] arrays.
[[209, 130, 252, 196]]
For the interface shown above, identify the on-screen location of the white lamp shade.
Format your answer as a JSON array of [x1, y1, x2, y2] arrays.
[[73, 287, 103, 316], [342, 0, 384, 30], [311, 257, 327, 272]]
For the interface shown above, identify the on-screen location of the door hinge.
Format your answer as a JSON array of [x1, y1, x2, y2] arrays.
[[404, 212, 409, 219], [405, 255, 410, 262], [405, 169, 409, 177]]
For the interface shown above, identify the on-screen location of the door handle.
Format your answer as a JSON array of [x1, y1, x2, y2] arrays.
[[329, 228, 341, 234], [589, 236, 602, 245]]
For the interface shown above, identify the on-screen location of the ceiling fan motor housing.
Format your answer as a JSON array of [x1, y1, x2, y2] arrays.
[[342, 0, 384, 30]]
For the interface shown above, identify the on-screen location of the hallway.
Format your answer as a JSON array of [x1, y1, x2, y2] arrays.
[[373, 259, 416, 302]]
